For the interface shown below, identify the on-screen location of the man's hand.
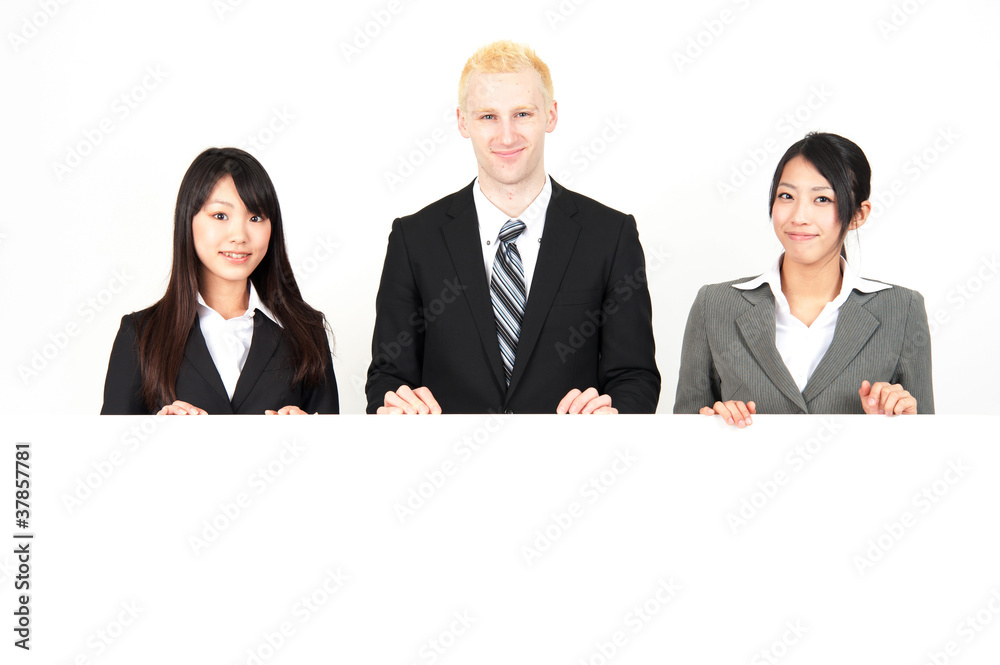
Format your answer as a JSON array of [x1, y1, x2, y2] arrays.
[[556, 388, 618, 414], [377, 385, 443, 415]]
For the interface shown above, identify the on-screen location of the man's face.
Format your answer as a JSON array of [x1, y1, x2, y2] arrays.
[[457, 69, 557, 192]]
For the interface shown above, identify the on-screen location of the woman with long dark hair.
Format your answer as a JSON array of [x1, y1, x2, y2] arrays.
[[101, 147, 338, 414], [674, 132, 932, 425]]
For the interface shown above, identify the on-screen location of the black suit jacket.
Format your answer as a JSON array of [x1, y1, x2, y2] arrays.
[[365, 179, 660, 414], [101, 308, 339, 414]]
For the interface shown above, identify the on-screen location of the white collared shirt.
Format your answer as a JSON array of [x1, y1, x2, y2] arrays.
[[196, 282, 281, 400], [733, 255, 891, 392], [474, 175, 551, 298]]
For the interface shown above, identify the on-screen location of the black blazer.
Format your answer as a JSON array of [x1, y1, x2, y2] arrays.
[[101, 308, 339, 414], [365, 179, 660, 414]]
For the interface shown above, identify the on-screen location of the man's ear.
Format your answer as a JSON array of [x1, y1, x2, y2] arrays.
[[457, 107, 470, 139], [545, 100, 558, 134]]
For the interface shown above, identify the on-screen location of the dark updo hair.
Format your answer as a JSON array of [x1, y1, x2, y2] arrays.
[[768, 132, 871, 260]]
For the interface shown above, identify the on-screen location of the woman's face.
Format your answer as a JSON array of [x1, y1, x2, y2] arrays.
[[191, 174, 271, 293], [771, 155, 844, 269]]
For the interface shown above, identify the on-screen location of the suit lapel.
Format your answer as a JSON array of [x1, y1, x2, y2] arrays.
[[231, 310, 281, 411], [506, 180, 580, 397], [735, 286, 808, 412], [442, 183, 506, 391], [802, 291, 879, 403], [184, 321, 230, 403]]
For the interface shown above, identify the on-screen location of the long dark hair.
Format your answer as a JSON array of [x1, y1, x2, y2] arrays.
[[768, 132, 871, 260], [137, 147, 330, 410]]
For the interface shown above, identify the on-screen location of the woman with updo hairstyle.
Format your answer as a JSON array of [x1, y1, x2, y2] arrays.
[[674, 132, 932, 426], [101, 147, 338, 414]]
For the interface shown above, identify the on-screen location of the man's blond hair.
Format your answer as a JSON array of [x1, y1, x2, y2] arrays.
[[458, 40, 554, 110]]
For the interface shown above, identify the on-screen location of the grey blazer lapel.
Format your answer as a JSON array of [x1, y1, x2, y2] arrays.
[[734, 286, 807, 412], [802, 291, 879, 403], [441, 186, 507, 391]]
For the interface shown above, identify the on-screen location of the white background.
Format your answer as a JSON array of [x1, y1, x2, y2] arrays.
[[2, 0, 998, 413], [6, 415, 1000, 663]]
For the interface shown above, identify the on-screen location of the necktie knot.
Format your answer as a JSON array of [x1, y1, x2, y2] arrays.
[[499, 219, 526, 244]]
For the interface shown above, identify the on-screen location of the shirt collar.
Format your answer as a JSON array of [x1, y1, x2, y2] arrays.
[[473, 175, 551, 242], [733, 254, 892, 309], [196, 281, 281, 327]]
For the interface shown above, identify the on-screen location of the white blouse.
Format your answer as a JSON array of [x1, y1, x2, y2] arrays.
[[196, 282, 281, 399], [733, 255, 891, 392]]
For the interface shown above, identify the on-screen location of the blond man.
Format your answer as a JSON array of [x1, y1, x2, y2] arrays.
[[366, 41, 659, 414]]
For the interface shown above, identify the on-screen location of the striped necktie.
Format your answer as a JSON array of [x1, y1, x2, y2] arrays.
[[491, 219, 527, 386]]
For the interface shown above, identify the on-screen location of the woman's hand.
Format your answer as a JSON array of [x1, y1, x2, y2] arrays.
[[157, 400, 208, 415], [859, 381, 917, 415], [700, 400, 756, 427], [265, 405, 311, 415]]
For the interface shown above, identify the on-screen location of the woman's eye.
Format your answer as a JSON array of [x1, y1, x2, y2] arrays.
[[250, 215, 263, 223], [816, 196, 832, 203], [213, 212, 228, 220], [777, 193, 792, 200]]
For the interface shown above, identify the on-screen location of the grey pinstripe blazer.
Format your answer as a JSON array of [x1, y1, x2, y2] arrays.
[[673, 278, 934, 414]]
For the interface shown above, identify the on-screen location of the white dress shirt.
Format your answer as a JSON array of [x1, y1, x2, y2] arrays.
[[196, 282, 281, 400], [733, 255, 891, 392], [474, 175, 551, 299]]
